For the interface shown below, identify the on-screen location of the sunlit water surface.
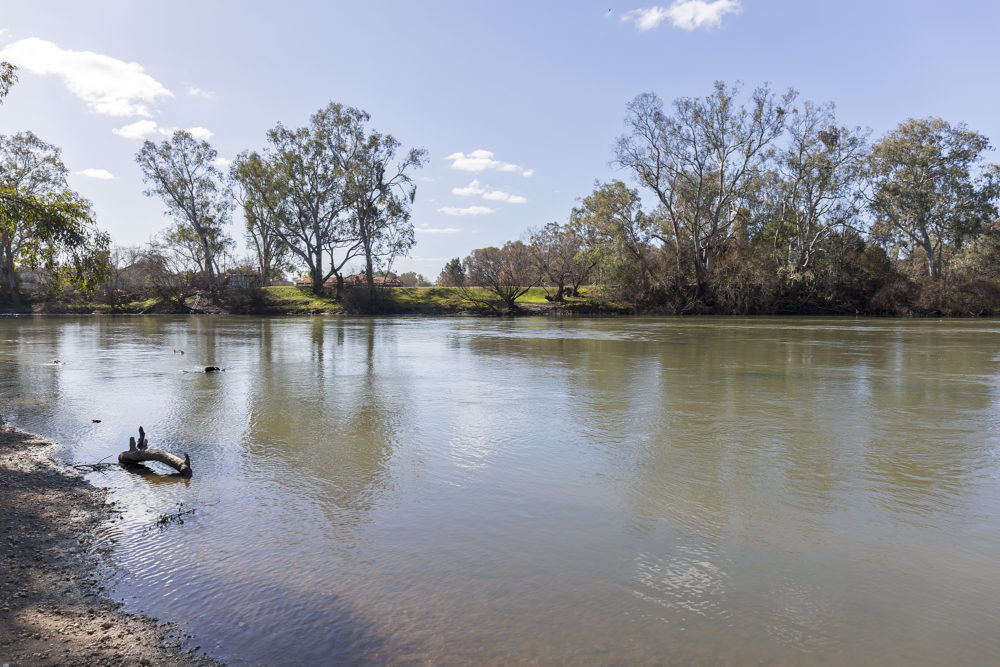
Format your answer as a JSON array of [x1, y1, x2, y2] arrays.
[[2, 315, 999, 665]]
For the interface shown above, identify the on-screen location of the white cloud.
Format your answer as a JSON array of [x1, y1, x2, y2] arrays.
[[186, 126, 213, 140], [624, 1, 741, 31], [415, 224, 461, 234], [212, 157, 233, 169], [453, 179, 527, 204], [445, 149, 532, 176], [453, 179, 486, 196], [113, 120, 214, 141], [0, 37, 172, 116], [112, 119, 159, 139], [522, 169, 534, 178], [77, 168, 115, 180], [483, 190, 527, 204], [437, 205, 495, 216], [186, 86, 214, 99]]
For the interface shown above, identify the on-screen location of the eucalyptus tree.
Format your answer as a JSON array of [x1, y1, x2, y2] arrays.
[[570, 181, 657, 295], [528, 221, 594, 300], [345, 125, 425, 301], [136, 130, 232, 288], [869, 118, 999, 279], [0, 131, 109, 299], [229, 152, 289, 284], [770, 101, 870, 276], [232, 103, 366, 294], [1, 131, 68, 195], [0, 62, 15, 104], [616, 81, 794, 290]]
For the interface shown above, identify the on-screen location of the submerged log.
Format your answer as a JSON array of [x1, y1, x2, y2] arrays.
[[118, 426, 192, 477]]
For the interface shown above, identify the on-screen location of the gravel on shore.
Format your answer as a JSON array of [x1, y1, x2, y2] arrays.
[[0, 424, 220, 666]]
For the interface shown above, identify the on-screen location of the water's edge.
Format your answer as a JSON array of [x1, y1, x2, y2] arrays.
[[0, 423, 221, 666]]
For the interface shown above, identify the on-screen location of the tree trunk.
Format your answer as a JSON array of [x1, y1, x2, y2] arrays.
[[2, 259, 16, 295], [921, 239, 939, 280], [0, 242, 22, 305], [311, 266, 325, 292], [364, 250, 376, 304], [118, 426, 192, 477], [693, 238, 709, 296], [335, 273, 344, 300], [667, 219, 683, 278], [553, 278, 565, 301]]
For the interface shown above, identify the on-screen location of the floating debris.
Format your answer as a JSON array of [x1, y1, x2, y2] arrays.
[[71, 456, 115, 473], [152, 503, 196, 530]]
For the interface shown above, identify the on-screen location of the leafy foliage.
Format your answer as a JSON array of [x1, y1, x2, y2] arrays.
[[869, 118, 999, 279], [136, 131, 232, 286], [463, 241, 539, 311], [0, 127, 109, 299], [0, 62, 16, 105], [528, 221, 594, 301], [436, 258, 465, 286]]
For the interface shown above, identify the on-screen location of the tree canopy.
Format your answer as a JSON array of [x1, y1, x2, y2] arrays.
[[232, 102, 424, 300], [617, 82, 795, 290], [0, 104, 109, 300], [463, 241, 539, 311], [0, 62, 16, 105], [137, 130, 232, 288], [869, 118, 999, 279]]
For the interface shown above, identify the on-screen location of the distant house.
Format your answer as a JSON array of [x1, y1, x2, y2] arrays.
[[225, 271, 260, 289], [334, 274, 403, 287], [269, 279, 294, 287], [295, 274, 403, 287]]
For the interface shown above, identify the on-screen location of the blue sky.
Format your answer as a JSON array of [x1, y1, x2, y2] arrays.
[[2, 1, 998, 277]]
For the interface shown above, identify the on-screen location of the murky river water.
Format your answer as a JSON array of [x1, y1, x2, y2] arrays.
[[1, 315, 999, 665]]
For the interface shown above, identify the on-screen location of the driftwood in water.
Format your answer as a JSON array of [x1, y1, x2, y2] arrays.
[[118, 426, 192, 477]]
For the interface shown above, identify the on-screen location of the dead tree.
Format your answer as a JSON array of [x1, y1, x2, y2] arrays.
[[118, 426, 192, 477]]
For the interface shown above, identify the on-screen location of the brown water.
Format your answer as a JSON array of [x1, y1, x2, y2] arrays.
[[1, 315, 999, 665]]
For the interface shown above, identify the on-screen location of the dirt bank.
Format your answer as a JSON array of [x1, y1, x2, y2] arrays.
[[0, 424, 219, 666]]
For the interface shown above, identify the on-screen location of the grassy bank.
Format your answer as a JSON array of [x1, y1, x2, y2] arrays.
[[21, 285, 629, 316]]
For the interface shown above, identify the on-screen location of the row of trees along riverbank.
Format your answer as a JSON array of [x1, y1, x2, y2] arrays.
[[440, 83, 1000, 316], [1, 59, 426, 312], [3, 63, 999, 315]]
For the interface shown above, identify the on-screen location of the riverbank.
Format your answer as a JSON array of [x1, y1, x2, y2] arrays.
[[9, 280, 1000, 317], [0, 424, 219, 666], [12, 286, 631, 317]]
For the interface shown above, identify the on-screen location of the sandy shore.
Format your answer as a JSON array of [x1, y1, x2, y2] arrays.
[[0, 424, 219, 666]]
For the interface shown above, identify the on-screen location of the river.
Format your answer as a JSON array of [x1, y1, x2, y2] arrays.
[[1, 315, 998, 665]]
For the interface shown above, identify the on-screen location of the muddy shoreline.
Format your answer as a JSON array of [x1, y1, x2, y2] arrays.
[[0, 424, 220, 666]]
